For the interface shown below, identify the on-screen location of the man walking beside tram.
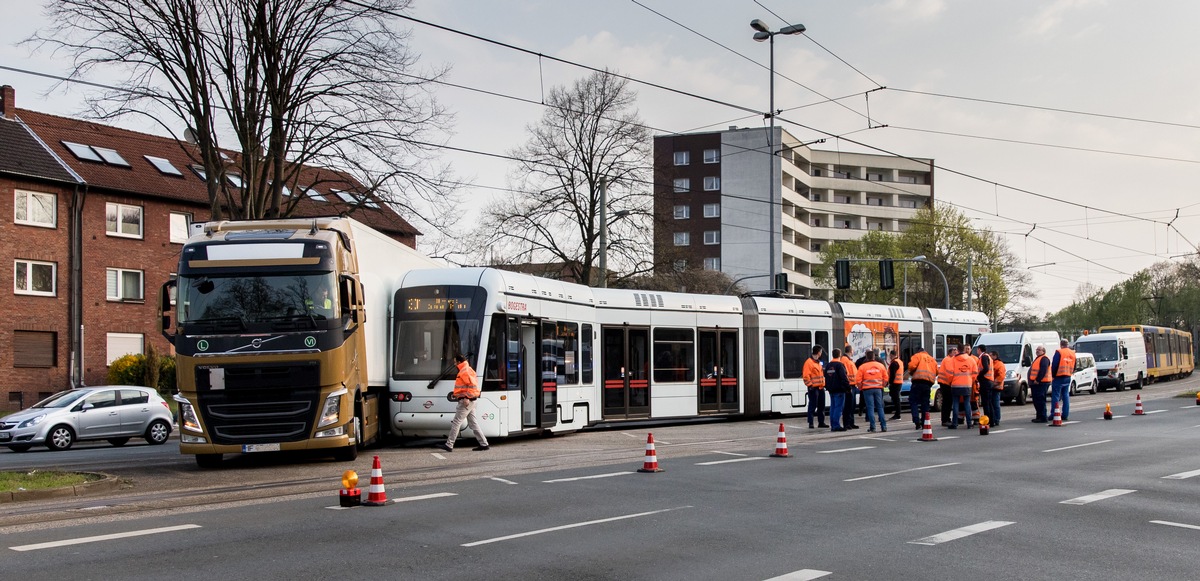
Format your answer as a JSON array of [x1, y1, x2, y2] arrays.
[[949, 346, 978, 429], [436, 353, 491, 452], [1051, 339, 1076, 423], [803, 346, 828, 429], [908, 346, 938, 430], [824, 349, 851, 432], [858, 349, 889, 432], [1028, 345, 1053, 423]]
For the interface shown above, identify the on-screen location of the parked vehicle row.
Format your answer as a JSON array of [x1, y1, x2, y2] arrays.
[[0, 386, 174, 452]]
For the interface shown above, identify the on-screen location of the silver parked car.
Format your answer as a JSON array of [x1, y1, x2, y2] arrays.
[[0, 386, 174, 452]]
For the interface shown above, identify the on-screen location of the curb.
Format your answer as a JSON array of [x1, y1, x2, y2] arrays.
[[1, 473, 121, 504]]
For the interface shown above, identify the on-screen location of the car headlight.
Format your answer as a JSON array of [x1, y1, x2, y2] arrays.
[[18, 414, 47, 428], [1006, 370, 1017, 380], [317, 389, 347, 429], [174, 394, 203, 433]]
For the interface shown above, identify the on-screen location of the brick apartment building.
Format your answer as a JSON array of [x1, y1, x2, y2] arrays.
[[0, 84, 420, 409], [654, 126, 934, 297]]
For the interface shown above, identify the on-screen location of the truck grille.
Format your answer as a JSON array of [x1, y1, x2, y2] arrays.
[[196, 362, 321, 445]]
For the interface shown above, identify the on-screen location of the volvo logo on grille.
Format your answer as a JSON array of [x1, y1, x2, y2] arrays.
[[251, 338, 263, 348]]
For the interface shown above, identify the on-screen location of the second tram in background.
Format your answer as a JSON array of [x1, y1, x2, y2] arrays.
[[386, 267, 990, 440], [1098, 325, 1194, 382]]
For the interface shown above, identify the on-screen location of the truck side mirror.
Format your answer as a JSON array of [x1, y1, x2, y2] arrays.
[[1121, 346, 1128, 359], [160, 280, 177, 340], [340, 275, 359, 323]]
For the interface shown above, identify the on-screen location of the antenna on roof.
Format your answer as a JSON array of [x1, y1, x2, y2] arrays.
[[184, 127, 198, 144]]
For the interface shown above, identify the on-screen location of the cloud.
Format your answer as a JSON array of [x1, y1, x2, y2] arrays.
[[865, 0, 947, 22], [1025, 0, 1107, 37]]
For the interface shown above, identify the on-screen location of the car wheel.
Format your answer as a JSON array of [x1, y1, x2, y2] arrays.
[[1070, 381, 1077, 396], [196, 454, 223, 469], [932, 390, 943, 412], [1091, 379, 1098, 394], [46, 425, 75, 451], [145, 420, 171, 445], [8, 445, 32, 453], [1017, 383, 1028, 406], [1136, 374, 1145, 389], [107, 437, 130, 447], [1116, 375, 1126, 392]]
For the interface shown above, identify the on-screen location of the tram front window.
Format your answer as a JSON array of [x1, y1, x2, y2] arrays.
[[393, 286, 486, 380]]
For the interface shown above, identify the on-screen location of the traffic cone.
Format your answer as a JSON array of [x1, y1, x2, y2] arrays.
[[363, 455, 389, 506], [917, 412, 937, 442], [1133, 394, 1145, 416], [638, 433, 664, 473], [1050, 402, 1063, 427], [338, 469, 362, 508], [770, 423, 791, 458], [1103, 403, 1113, 420], [978, 415, 990, 436]]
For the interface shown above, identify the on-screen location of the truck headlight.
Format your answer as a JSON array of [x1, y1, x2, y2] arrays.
[[18, 414, 47, 428], [174, 394, 203, 433], [1006, 370, 1017, 380], [317, 389, 347, 428]]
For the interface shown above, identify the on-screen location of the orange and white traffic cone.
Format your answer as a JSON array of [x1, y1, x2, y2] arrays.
[[917, 412, 937, 442], [1133, 394, 1145, 416], [363, 455, 389, 506], [1103, 403, 1113, 420], [638, 433, 664, 473], [1050, 402, 1063, 427], [770, 423, 790, 458]]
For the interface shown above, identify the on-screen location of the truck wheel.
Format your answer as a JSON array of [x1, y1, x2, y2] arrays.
[[1017, 383, 1028, 406], [196, 454, 223, 469], [1116, 375, 1126, 392], [1136, 373, 1145, 389]]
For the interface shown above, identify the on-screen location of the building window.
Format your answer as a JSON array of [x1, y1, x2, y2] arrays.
[[703, 176, 720, 191], [703, 203, 720, 218], [703, 149, 720, 164], [106, 268, 144, 301], [673, 205, 690, 219], [15, 190, 56, 228], [673, 259, 687, 272], [106, 333, 144, 366], [673, 178, 690, 193], [867, 172, 884, 181], [835, 195, 852, 204], [812, 192, 822, 202], [901, 199, 918, 209], [14, 260, 56, 296], [813, 218, 823, 227], [813, 243, 822, 252], [170, 212, 192, 244], [703, 257, 721, 270], [13, 331, 56, 367], [145, 155, 183, 176], [840, 219, 852, 229], [673, 151, 690, 166], [673, 232, 690, 246], [811, 168, 823, 177], [106, 203, 144, 238], [867, 197, 884, 206], [703, 230, 720, 245]]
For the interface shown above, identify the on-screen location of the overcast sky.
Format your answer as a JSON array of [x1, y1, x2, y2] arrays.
[[5, 0, 1199, 314]]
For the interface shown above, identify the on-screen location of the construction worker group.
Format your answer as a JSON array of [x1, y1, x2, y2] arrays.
[[801, 339, 1080, 432]]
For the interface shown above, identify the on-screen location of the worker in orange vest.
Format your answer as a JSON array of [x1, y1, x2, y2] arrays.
[[949, 346, 978, 429], [908, 346, 939, 429], [802, 346, 828, 429], [840, 346, 860, 430], [975, 345, 996, 426], [887, 350, 905, 420], [857, 349, 890, 432], [1051, 339, 1077, 422], [989, 350, 1007, 427], [436, 353, 490, 452], [938, 346, 959, 427], [1028, 345, 1053, 423]]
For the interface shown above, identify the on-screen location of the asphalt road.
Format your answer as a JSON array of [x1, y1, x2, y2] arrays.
[[3, 377, 1199, 580]]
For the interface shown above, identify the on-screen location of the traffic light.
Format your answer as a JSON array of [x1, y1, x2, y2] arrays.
[[879, 258, 895, 290], [835, 259, 851, 289], [774, 272, 789, 292]]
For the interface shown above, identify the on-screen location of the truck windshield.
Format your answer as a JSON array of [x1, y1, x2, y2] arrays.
[[1079, 340, 1119, 362], [177, 273, 339, 324], [986, 344, 1023, 365], [392, 285, 486, 380]]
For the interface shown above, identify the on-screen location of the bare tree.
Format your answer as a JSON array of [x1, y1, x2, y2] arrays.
[[33, 0, 455, 225], [474, 70, 652, 286]]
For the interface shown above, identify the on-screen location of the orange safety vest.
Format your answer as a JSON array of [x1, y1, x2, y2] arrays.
[[951, 353, 977, 388], [992, 359, 1006, 384], [840, 356, 858, 385], [858, 361, 888, 389], [802, 358, 826, 388], [889, 359, 904, 385], [1055, 348, 1076, 377], [977, 353, 994, 382], [909, 352, 938, 383], [452, 360, 481, 399], [1029, 355, 1051, 383], [939, 356, 956, 385]]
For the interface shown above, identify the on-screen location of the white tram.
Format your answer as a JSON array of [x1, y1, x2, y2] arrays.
[[387, 267, 990, 439]]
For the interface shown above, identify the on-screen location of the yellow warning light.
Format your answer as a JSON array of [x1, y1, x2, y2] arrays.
[[979, 415, 990, 427], [342, 469, 359, 490]]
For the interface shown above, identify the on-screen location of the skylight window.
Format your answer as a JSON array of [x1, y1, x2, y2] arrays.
[[62, 141, 104, 162], [191, 165, 207, 181], [227, 174, 244, 188], [333, 190, 357, 204], [303, 187, 326, 202], [144, 155, 183, 176], [92, 146, 130, 167]]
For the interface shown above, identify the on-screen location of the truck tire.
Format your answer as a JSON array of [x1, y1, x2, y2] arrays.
[[1116, 375, 1126, 392], [1136, 373, 1145, 389], [1017, 383, 1028, 406]]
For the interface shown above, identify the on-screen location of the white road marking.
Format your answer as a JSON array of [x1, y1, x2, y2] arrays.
[[696, 457, 768, 466], [1152, 520, 1200, 531], [1061, 420, 1080, 425], [711, 450, 748, 457], [543, 471, 634, 483], [1182, 406, 1199, 410], [989, 428, 1023, 434], [394, 492, 458, 502], [1061, 489, 1136, 505], [1145, 410, 1166, 415], [817, 446, 874, 454], [1162, 468, 1200, 480], [10, 524, 201, 552], [939, 436, 960, 440], [1104, 415, 1127, 419], [1043, 439, 1112, 453], [490, 477, 518, 485], [462, 506, 691, 547], [621, 432, 640, 439], [908, 521, 1014, 546], [844, 462, 960, 482], [859, 436, 896, 442], [763, 569, 832, 580], [431, 453, 447, 459]]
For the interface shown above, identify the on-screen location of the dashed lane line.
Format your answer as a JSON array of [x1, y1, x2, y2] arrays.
[[1151, 520, 1200, 531], [490, 477, 518, 485], [1043, 439, 1112, 453], [762, 569, 833, 580], [462, 506, 692, 547], [10, 524, 201, 552], [817, 446, 875, 454], [1162, 468, 1200, 480], [844, 462, 960, 482], [1061, 489, 1136, 505], [711, 450, 748, 457], [695, 457, 768, 466], [543, 472, 634, 483], [908, 521, 1015, 546]]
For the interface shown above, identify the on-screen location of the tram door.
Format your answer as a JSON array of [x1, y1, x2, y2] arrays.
[[601, 326, 651, 419], [539, 322, 559, 427], [698, 330, 740, 413], [519, 321, 539, 428]]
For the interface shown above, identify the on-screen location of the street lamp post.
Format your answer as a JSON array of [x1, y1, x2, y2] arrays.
[[752, 18, 805, 291], [597, 177, 632, 288]]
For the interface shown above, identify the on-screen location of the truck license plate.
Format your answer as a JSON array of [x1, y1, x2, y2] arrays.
[[242, 443, 280, 453]]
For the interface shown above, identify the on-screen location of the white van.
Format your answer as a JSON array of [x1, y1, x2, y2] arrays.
[[1070, 352, 1097, 395], [1072, 331, 1147, 391], [973, 331, 1061, 405]]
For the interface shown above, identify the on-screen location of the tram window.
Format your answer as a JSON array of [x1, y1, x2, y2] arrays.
[[934, 335, 945, 359], [782, 330, 812, 379], [482, 316, 506, 392], [581, 324, 593, 384], [506, 318, 520, 390], [556, 322, 580, 384], [816, 331, 830, 362], [542, 323, 559, 385], [763, 331, 780, 380], [898, 332, 921, 363], [653, 327, 696, 382]]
